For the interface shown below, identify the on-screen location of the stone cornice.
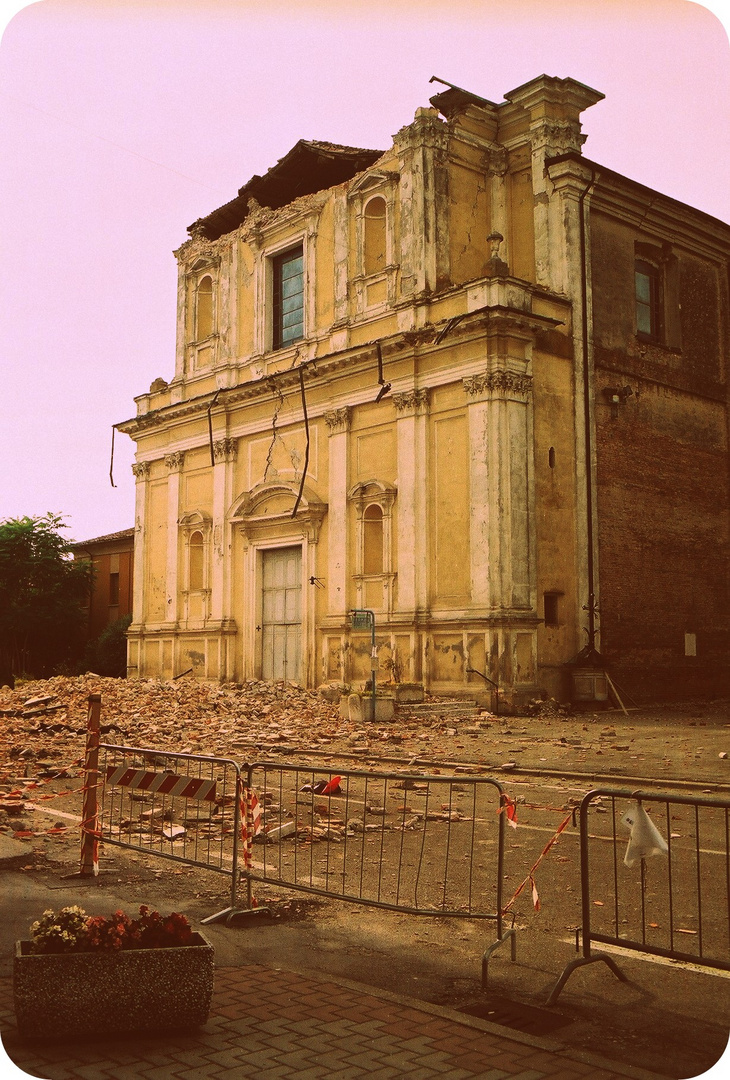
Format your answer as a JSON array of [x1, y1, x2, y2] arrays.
[[547, 153, 730, 262], [393, 109, 450, 156], [117, 302, 562, 437]]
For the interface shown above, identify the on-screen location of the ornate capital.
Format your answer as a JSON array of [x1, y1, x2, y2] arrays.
[[531, 118, 586, 157], [393, 388, 430, 415], [164, 451, 186, 471], [484, 146, 508, 177], [463, 371, 533, 401], [132, 461, 151, 480], [324, 406, 351, 434], [213, 437, 238, 462]]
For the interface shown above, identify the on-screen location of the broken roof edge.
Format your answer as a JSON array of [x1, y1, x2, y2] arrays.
[[189, 138, 384, 242], [429, 73, 604, 122], [548, 151, 730, 235]]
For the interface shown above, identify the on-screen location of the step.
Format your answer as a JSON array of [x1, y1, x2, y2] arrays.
[[395, 700, 480, 718]]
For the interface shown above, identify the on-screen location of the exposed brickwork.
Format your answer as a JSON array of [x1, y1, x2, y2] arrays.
[[594, 383, 730, 699], [591, 210, 730, 701]]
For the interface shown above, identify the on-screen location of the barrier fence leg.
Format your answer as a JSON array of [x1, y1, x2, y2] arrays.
[[546, 949, 628, 1007], [481, 926, 517, 990], [201, 775, 271, 925], [79, 694, 101, 877]]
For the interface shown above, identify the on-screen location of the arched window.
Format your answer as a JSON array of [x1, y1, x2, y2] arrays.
[[363, 197, 387, 276], [196, 276, 213, 340], [363, 504, 384, 575], [189, 530, 204, 592]]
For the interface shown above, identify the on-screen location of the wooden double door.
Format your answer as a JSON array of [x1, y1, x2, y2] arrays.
[[260, 546, 302, 682]]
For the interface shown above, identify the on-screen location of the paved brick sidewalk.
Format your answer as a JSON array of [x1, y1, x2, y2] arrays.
[[1, 963, 668, 1080]]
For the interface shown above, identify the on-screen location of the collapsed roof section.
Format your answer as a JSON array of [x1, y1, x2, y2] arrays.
[[189, 139, 384, 242]]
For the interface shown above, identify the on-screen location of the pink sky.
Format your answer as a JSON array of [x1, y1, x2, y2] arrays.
[[0, 0, 729, 544]]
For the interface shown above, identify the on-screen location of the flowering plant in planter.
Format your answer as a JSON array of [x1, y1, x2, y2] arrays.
[[15, 904, 213, 1039], [29, 904, 193, 953]]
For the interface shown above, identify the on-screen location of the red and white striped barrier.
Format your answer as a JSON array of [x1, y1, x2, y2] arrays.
[[105, 766, 217, 802], [240, 788, 262, 868]]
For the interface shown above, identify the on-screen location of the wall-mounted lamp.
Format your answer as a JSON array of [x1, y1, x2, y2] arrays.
[[602, 385, 634, 419]]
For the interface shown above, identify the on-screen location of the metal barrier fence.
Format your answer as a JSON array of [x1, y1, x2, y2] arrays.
[[548, 787, 730, 1005], [92, 740, 515, 971], [241, 761, 515, 975], [98, 743, 243, 921]]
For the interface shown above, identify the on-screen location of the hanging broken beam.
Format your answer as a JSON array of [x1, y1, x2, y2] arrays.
[[292, 366, 310, 517], [375, 342, 391, 402]]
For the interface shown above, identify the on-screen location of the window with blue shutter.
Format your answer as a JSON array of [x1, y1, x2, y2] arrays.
[[272, 246, 304, 349]]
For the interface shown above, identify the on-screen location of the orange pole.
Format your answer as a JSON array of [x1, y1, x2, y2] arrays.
[[79, 694, 101, 876]]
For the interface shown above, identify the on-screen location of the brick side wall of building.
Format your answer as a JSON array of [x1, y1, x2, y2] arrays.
[[591, 212, 730, 700]]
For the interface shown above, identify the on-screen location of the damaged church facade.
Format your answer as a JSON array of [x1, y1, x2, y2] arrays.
[[119, 75, 730, 704]]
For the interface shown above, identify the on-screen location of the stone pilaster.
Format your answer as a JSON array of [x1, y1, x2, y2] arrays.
[[332, 189, 349, 328], [131, 462, 150, 626], [211, 440, 237, 632], [394, 388, 429, 614], [395, 109, 450, 296], [485, 147, 509, 270], [463, 372, 534, 611], [164, 451, 185, 623], [325, 407, 351, 616]]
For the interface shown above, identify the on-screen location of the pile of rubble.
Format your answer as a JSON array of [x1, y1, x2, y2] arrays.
[[0, 675, 488, 778], [0, 674, 347, 766], [524, 697, 571, 718]]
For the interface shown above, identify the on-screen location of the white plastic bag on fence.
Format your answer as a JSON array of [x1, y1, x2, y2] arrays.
[[621, 801, 668, 867]]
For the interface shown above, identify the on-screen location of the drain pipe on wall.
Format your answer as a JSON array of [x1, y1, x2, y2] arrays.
[[579, 168, 598, 653]]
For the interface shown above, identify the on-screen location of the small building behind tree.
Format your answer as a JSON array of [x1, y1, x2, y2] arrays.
[[71, 529, 135, 642]]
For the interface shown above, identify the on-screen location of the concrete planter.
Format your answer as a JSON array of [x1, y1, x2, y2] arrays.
[[13, 932, 214, 1039]]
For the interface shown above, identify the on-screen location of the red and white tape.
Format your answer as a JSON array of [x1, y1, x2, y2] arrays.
[[240, 788, 262, 869]]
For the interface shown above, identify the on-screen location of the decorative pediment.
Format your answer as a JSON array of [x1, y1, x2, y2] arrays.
[[230, 482, 327, 544], [178, 510, 212, 535], [348, 170, 399, 199], [348, 479, 397, 514], [189, 255, 220, 273]]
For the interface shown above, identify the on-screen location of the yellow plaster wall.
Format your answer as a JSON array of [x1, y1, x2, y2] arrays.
[[315, 199, 336, 330], [146, 479, 169, 621], [237, 243, 256, 358], [430, 411, 470, 604], [448, 159, 490, 285], [353, 427, 395, 482], [247, 423, 315, 488], [183, 466, 213, 514], [509, 168, 536, 282]]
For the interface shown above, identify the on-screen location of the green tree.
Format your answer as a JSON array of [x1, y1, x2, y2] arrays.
[[0, 514, 93, 683], [85, 614, 132, 678]]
